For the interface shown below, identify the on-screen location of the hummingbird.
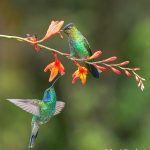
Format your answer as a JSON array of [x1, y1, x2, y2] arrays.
[[7, 76, 65, 148], [62, 23, 100, 78]]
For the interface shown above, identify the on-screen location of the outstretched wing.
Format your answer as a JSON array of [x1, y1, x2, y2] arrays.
[[54, 101, 65, 116], [7, 99, 41, 116]]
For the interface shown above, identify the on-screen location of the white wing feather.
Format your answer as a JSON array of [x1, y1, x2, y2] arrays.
[[7, 99, 40, 116], [54, 101, 65, 116]]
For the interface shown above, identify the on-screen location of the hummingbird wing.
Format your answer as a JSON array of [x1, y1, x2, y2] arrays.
[[69, 40, 76, 56], [54, 101, 65, 116], [83, 37, 93, 56], [7, 99, 41, 116]]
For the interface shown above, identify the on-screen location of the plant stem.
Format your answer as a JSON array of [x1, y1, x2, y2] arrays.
[[0, 34, 145, 85], [0, 34, 68, 56]]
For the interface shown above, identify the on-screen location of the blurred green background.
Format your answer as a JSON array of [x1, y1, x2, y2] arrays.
[[0, 0, 149, 149]]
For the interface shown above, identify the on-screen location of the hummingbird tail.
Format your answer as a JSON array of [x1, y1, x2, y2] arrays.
[[86, 63, 100, 78], [28, 123, 39, 149]]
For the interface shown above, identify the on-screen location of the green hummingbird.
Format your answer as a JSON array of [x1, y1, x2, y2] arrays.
[[62, 23, 100, 78], [7, 76, 65, 148]]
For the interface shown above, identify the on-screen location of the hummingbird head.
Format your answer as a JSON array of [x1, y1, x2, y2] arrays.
[[43, 87, 55, 102], [43, 76, 60, 102], [43, 88, 51, 102], [62, 23, 76, 35]]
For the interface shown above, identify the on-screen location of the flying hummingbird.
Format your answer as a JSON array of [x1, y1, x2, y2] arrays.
[[62, 23, 100, 78], [7, 76, 65, 148]]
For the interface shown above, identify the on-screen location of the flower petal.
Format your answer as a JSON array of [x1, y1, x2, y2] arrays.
[[33, 44, 40, 52], [80, 73, 87, 85], [49, 67, 58, 82], [72, 70, 80, 84], [79, 66, 88, 74], [44, 62, 55, 72], [40, 20, 64, 42], [72, 70, 79, 78], [72, 75, 79, 84], [53, 53, 65, 75], [58, 63, 65, 75]]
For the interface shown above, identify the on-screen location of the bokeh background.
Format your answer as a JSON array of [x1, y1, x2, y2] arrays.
[[0, 0, 149, 149]]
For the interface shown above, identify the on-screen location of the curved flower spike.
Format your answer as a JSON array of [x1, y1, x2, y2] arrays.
[[39, 21, 64, 43], [44, 53, 65, 82], [72, 62, 88, 85]]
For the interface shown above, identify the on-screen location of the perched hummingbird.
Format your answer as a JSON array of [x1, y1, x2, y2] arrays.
[[7, 77, 65, 148], [62, 23, 100, 78]]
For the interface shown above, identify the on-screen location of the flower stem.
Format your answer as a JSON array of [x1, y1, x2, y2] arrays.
[[0, 34, 145, 90], [0, 34, 68, 56]]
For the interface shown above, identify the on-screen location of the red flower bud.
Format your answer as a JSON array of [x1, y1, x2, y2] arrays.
[[132, 68, 141, 71], [85, 51, 102, 61], [123, 69, 132, 77], [92, 64, 107, 72], [110, 66, 121, 75], [135, 75, 140, 82], [116, 61, 130, 66], [101, 56, 117, 63]]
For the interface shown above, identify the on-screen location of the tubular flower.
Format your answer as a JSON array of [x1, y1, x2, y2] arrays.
[[72, 63, 88, 85], [44, 53, 65, 82], [84, 50, 102, 61], [39, 20, 64, 42]]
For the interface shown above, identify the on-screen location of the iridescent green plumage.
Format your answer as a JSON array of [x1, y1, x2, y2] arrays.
[[63, 23, 100, 78], [32, 87, 57, 125], [7, 78, 65, 148]]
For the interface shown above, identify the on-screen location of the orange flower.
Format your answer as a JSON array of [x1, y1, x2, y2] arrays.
[[72, 63, 88, 85], [44, 53, 65, 82], [39, 20, 64, 42]]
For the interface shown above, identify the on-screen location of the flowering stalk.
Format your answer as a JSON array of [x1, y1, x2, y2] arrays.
[[86, 59, 145, 91], [0, 21, 145, 91]]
